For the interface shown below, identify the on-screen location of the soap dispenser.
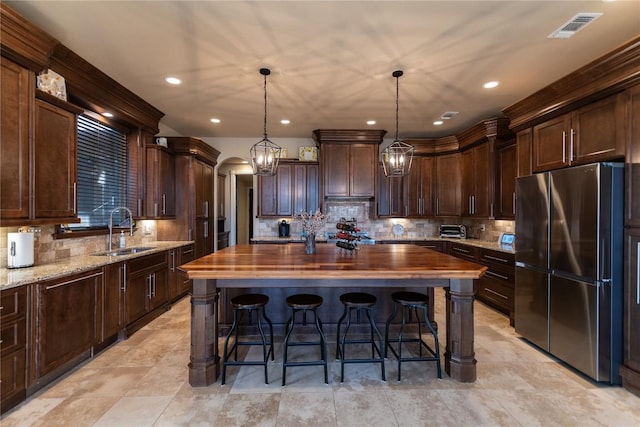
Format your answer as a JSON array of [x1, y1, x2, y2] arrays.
[[119, 231, 126, 249]]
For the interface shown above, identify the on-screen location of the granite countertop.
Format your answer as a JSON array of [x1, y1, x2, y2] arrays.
[[251, 235, 514, 254], [1, 241, 193, 290]]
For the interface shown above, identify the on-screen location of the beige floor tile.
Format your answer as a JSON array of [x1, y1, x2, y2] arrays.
[[333, 390, 397, 426], [93, 395, 173, 427], [276, 391, 337, 426], [214, 393, 280, 426]]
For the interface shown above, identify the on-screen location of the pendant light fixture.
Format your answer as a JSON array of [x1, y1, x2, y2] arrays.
[[381, 70, 414, 177], [250, 68, 281, 176]]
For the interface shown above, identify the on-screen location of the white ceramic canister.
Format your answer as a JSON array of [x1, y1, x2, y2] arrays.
[[7, 231, 35, 268]]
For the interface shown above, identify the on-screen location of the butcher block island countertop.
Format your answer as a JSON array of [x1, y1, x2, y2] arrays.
[[183, 243, 487, 280], [181, 244, 487, 385]]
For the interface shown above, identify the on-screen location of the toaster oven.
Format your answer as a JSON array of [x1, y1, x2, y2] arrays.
[[439, 224, 466, 239]]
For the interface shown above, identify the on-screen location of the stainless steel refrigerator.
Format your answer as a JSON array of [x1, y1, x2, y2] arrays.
[[515, 162, 624, 384]]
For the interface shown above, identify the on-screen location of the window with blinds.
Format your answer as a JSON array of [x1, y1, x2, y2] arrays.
[[70, 114, 128, 229]]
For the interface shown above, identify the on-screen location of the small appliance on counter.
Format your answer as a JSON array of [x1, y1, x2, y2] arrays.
[[278, 220, 290, 237], [7, 228, 35, 268], [439, 224, 466, 239]]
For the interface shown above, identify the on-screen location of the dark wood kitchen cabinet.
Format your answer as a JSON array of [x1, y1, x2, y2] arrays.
[[0, 286, 27, 414], [461, 143, 491, 218], [626, 84, 640, 228], [376, 163, 404, 217], [124, 251, 169, 334], [145, 144, 175, 219], [159, 137, 220, 259], [532, 92, 625, 172], [168, 244, 194, 301], [102, 262, 124, 341], [496, 141, 517, 219], [33, 269, 103, 382], [313, 129, 385, 200], [435, 152, 461, 217], [476, 248, 515, 325], [258, 160, 319, 217], [0, 57, 31, 222], [1, 58, 83, 225], [621, 228, 640, 396], [405, 156, 434, 217], [516, 129, 533, 177]]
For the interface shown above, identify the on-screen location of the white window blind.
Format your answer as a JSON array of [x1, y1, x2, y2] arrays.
[[70, 115, 128, 229]]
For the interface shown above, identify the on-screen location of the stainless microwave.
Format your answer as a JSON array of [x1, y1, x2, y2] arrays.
[[439, 224, 466, 239]]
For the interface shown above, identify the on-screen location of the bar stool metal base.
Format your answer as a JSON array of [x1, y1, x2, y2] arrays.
[[282, 294, 328, 386], [336, 292, 386, 382], [385, 291, 442, 381], [221, 293, 274, 385]]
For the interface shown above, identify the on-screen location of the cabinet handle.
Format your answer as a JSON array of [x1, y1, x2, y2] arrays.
[[513, 192, 516, 215], [490, 202, 494, 218], [204, 221, 209, 238], [45, 271, 103, 290], [153, 202, 158, 217], [152, 273, 156, 297], [636, 241, 639, 305], [436, 197, 439, 214], [147, 275, 153, 299], [562, 131, 566, 163], [171, 251, 176, 272], [121, 264, 127, 292], [570, 128, 575, 162], [137, 199, 143, 217], [484, 254, 509, 263], [452, 247, 470, 254], [162, 194, 166, 215], [73, 182, 77, 214], [204, 201, 209, 218], [188, 229, 193, 241], [483, 287, 508, 300], [486, 270, 510, 281]]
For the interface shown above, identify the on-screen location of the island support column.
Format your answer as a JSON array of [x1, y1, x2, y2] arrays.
[[189, 278, 219, 386], [444, 278, 477, 382]]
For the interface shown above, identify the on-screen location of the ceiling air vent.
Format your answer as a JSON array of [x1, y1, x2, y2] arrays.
[[440, 111, 459, 120], [548, 13, 603, 39]]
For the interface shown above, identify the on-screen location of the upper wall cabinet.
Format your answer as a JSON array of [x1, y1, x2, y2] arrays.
[[1, 57, 83, 225], [258, 160, 319, 217], [532, 93, 626, 172], [496, 141, 517, 219], [405, 156, 434, 218], [145, 144, 175, 219], [461, 143, 491, 218], [626, 84, 640, 228], [313, 129, 385, 199], [435, 152, 461, 217]]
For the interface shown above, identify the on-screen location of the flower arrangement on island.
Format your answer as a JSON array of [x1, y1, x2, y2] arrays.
[[294, 208, 327, 238]]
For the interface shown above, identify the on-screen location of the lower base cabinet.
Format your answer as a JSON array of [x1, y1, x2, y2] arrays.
[[169, 244, 194, 301], [1, 287, 28, 414], [621, 228, 640, 396], [124, 252, 169, 334], [33, 269, 104, 382]]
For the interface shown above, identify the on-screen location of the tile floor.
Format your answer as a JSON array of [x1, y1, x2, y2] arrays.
[[2, 289, 640, 427]]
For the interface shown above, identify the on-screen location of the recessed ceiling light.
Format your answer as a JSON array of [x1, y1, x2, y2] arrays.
[[210, 118, 220, 124], [433, 120, 444, 126], [102, 112, 114, 118], [483, 81, 499, 89], [165, 76, 182, 85], [280, 119, 290, 125], [366, 120, 376, 125]]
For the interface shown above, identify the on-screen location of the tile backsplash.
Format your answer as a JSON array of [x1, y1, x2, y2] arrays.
[[256, 201, 514, 242]]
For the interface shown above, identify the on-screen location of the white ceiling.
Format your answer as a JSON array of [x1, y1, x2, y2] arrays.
[[6, 1, 640, 139]]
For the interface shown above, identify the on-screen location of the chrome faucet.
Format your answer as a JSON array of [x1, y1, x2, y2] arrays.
[[109, 206, 133, 251]]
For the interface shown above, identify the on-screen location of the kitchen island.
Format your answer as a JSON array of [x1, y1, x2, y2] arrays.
[[180, 243, 487, 385]]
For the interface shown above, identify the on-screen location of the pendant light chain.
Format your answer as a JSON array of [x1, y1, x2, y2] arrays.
[[263, 70, 268, 140]]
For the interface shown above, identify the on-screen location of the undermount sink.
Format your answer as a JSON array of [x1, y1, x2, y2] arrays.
[[93, 246, 156, 257]]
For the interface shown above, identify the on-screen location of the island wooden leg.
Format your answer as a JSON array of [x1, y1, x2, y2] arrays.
[[189, 278, 220, 386], [444, 278, 477, 382]]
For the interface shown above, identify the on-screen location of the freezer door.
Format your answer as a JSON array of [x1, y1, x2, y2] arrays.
[[549, 164, 602, 279], [516, 173, 549, 269], [549, 275, 612, 383], [515, 266, 549, 351]]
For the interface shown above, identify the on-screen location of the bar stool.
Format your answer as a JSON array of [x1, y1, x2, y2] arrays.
[[335, 292, 386, 382], [385, 291, 442, 381], [282, 294, 328, 385], [221, 293, 274, 385]]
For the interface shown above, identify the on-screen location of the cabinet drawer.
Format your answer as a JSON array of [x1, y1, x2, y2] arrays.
[[479, 249, 514, 268], [1, 347, 26, 412], [415, 241, 444, 253], [478, 276, 514, 311], [483, 266, 515, 284], [0, 318, 26, 357], [0, 287, 27, 322], [449, 243, 478, 261], [128, 251, 168, 273]]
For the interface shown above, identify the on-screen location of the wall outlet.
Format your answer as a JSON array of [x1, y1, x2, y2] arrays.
[[479, 224, 486, 232], [144, 224, 152, 235]]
